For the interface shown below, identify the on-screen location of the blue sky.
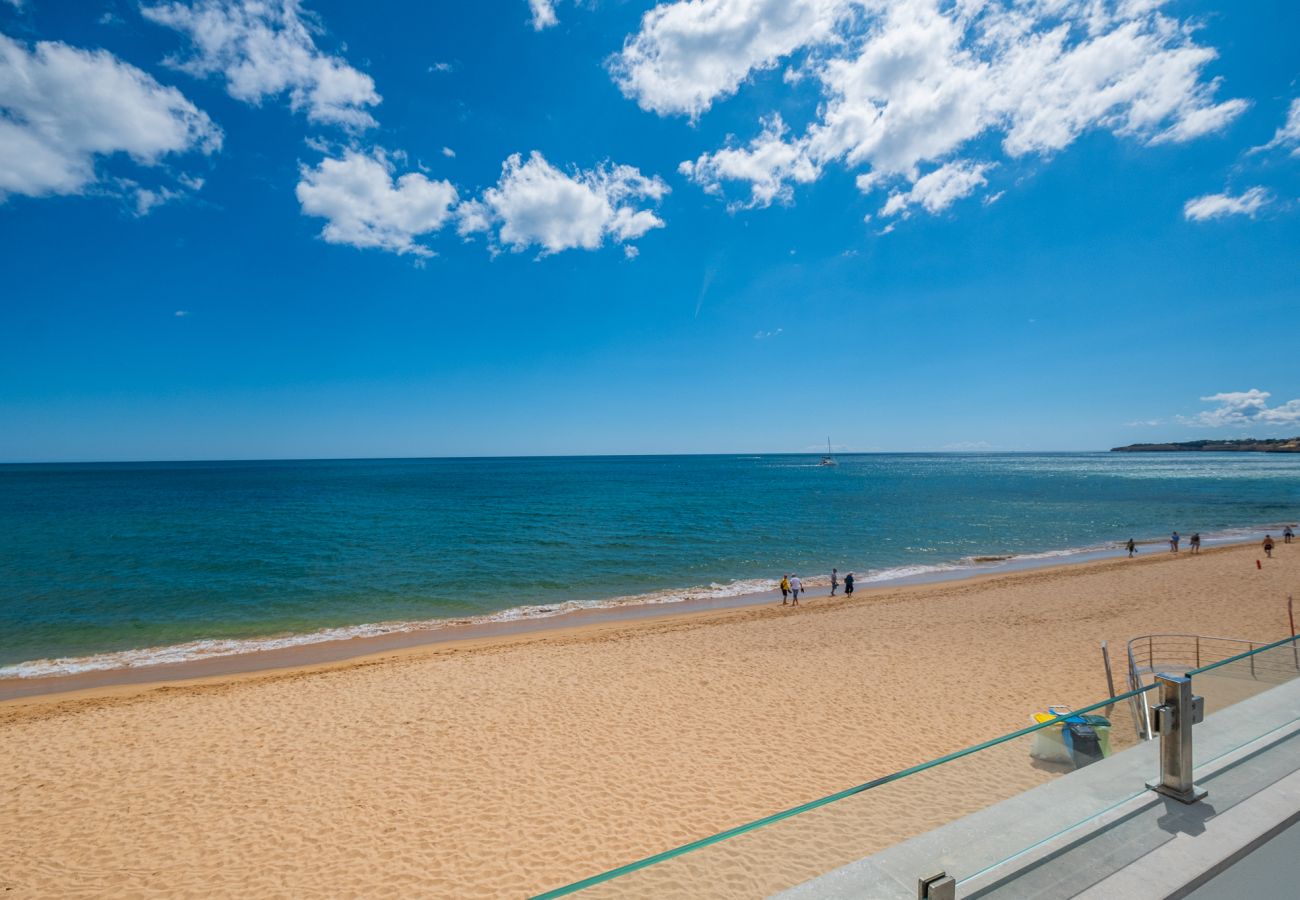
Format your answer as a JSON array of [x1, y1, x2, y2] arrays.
[[1, 0, 1298, 461]]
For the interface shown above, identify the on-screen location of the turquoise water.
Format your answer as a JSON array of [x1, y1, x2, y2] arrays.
[[1, 453, 1297, 675]]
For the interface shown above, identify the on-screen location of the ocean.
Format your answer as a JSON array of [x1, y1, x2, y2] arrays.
[[2, 453, 1297, 677]]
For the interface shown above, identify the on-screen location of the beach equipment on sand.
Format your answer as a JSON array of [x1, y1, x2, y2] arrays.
[[1030, 706, 1111, 768]]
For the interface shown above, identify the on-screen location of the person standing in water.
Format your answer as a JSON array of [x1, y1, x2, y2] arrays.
[[844, 572, 854, 596], [1190, 533, 1201, 554], [1126, 538, 1136, 558], [1263, 535, 1275, 558], [780, 574, 791, 605], [830, 568, 839, 596], [1170, 531, 1180, 553], [790, 574, 803, 605]]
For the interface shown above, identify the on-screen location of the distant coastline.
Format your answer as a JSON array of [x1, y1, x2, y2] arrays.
[[1111, 437, 1300, 453]]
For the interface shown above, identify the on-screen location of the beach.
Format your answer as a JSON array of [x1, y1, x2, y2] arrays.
[[1, 541, 1295, 897]]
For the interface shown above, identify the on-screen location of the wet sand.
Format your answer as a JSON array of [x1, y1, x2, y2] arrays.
[[1, 541, 1294, 897]]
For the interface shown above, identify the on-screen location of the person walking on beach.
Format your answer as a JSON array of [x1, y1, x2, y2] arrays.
[[830, 568, 839, 596], [790, 574, 803, 605], [844, 572, 854, 596], [780, 575, 791, 605], [1190, 533, 1201, 554], [1285, 525, 1295, 544], [1263, 535, 1275, 559], [1126, 538, 1136, 558], [1170, 531, 1180, 553]]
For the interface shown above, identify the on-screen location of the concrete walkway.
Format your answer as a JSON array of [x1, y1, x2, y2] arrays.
[[777, 678, 1300, 900]]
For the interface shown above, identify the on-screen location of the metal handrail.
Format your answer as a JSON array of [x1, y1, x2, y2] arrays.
[[1126, 633, 1270, 678], [1123, 631, 1295, 741]]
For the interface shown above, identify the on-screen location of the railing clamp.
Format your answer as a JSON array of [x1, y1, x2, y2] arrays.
[[1145, 673, 1207, 804], [918, 871, 956, 899]]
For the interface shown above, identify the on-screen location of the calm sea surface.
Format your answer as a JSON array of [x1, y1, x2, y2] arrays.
[[2, 453, 1297, 674]]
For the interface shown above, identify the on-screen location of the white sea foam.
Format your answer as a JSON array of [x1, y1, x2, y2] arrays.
[[1, 527, 1286, 680]]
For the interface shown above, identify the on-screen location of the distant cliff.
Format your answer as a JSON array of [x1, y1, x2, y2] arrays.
[[1111, 438, 1300, 453]]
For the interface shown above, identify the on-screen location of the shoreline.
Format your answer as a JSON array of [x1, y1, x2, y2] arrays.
[[1, 528, 1281, 705]]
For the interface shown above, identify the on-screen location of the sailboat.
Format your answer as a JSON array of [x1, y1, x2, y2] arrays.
[[819, 437, 838, 467]]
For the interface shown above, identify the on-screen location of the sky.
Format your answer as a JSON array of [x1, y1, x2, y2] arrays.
[[1, 0, 1298, 461]]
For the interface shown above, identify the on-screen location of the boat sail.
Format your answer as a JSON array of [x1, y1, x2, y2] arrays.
[[819, 438, 837, 467]]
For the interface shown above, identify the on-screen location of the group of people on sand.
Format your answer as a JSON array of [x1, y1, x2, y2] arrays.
[[1124, 525, 1295, 558], [779, 568, 855, 606], [1167, 531, 1203, 553]]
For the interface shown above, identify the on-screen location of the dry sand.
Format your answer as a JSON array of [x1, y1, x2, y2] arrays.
[[1, 542, 1295, 898]]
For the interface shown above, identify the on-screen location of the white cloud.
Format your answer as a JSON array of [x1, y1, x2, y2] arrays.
[[463, 151, 668, 255], [0, 33, 220, 201], [429, 61, 453, 73], [141, 0, 381, 128], [133, 183, 185, 215], [296, 149, 458, 256], [528, 0, 559, 30], [441, 146, 456, 158], [753, 327, 783, 339], [664, 0, 1247, 216], [1182, 186, 1269, 221], [623, 244, 639, 259], [455, 198, 493, 238], [1253, 98, 1300, 157], [678, 114, 819, 208], [611, 0, 850, 120], [1184, 390, 1300, 428], [880, 160, 989, 216], [174, 309, 190, 316]]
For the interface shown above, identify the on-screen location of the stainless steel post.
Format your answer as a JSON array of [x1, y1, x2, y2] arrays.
[[1145, 674, 1206, 803]]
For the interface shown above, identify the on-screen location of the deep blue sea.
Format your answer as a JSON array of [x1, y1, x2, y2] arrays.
[[2, 453, 1297, 676]]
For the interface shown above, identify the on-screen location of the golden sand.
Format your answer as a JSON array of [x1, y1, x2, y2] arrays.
[[1, 542, 1294, 897]]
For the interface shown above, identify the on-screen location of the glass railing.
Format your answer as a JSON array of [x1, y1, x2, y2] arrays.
[[532, 634, 1300, 899], [1188, 635, 1300, 774], [532, 687, 1157, 898]]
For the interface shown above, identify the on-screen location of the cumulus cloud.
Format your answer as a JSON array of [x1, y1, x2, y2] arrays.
[[297, 149, 667, 259], [660, 0, 1247, 215], [528, 0, 559, 30], [1182, 186, 1269, 221], [141, 0, 380, 128], [679, 114, 819, 208], [1253, 98, 1300, 157], [461, 151, 668, 256], [1184, 390, 1300, 428], [296, 149, 458, 256], [611, 0, 850, 120], [132, 183, 185, 215], [0, 32, 220, 201], [880, 160, 989, 216]]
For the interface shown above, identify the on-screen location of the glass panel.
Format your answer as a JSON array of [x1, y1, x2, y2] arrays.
[[1191, 636, 1300, 774], [948, 688, 1156, 893], [532, 687, 1157, 899]]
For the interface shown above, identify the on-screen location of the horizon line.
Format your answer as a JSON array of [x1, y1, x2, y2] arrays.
[[1, 448, 1123, 465]]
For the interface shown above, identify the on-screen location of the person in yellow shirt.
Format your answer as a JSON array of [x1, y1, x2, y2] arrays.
[[780, 574, 791, 605]]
